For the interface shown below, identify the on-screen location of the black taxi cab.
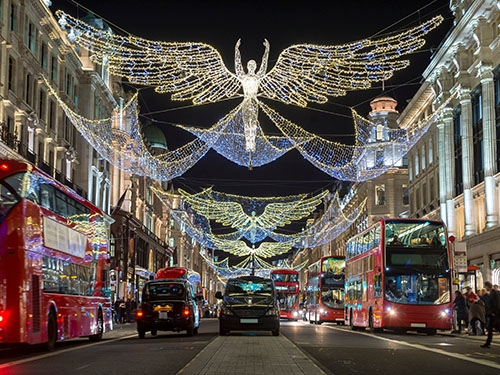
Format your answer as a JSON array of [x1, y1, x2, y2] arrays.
[[136, 278, 200, 338]]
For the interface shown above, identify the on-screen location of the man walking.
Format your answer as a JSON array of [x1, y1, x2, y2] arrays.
[[480, 281, 500, 348]]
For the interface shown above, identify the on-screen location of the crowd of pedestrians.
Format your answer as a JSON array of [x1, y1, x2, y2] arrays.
[[452, 281, 500, 349], [113, 297, 137, 324]]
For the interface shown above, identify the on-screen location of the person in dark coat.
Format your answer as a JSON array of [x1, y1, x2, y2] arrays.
[[480, 281, 500, 348], [468, 295, 486, 335], [452, 290, 468, 334]]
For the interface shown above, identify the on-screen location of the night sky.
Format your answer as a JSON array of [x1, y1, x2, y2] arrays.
[[50, 0, 453, 198]]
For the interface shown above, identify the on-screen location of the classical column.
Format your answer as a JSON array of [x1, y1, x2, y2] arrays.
[[480, 65, 498, 228], [437, 121, 447, 224], [443, 108, 456, 236], [460, 88, 477, 236]]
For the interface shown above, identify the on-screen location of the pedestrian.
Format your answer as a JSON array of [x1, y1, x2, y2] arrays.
[[119, 298, 126, 324], [480, 281, 500, 348], [478, 288, 490, 329], [114, 297, 123, 324], [452, 290, 468, 334], [468, 295, 486, 335]]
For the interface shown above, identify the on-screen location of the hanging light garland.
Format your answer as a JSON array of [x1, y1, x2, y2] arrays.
[[178, 187, 329, 242], [56, 10, 443, 154], [199, 251, 308, 281], [151, 184, 366, 252]]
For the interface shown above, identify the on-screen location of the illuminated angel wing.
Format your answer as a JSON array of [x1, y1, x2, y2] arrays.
[[209, 237, 293, 258], [56, 11, 241, 104], [180, 188, 328, 232], [255, 190, 329, 228], [179, 188, 251, 228], [57, 11, 441, 108], [260, 16, 443, 107]]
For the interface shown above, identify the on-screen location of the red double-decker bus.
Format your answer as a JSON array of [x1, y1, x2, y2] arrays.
[[270, 269, 300, 320], [155, 266, 203, 314], [155, 267, 202, 297], [0, 158, 113, 350], [345, 218, 453, 335], [306, 256, 345, 325]]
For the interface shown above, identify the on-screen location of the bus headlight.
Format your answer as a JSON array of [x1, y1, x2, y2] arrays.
[[385, 306, 396, 316], [440, 308, 450, 317]]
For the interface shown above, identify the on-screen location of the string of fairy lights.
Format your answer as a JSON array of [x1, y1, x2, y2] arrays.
[[151, 184, 366, 256], [44, 74, 456, 182], [178, 187, 329, 244], [47, 8, 454, 273], [54, 10, 445, 173]]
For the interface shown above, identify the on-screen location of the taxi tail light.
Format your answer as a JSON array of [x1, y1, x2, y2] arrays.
[[182, 305, 191, 317], [136, 310, 144, 318]]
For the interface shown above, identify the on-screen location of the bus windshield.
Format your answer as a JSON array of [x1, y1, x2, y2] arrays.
[[384, 220, 450, 305], [0, 172, 25, 222]]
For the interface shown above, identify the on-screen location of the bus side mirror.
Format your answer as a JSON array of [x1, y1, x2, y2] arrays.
[[215, 291, 223, 299]]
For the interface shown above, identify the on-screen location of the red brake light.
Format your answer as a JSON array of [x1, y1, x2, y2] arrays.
[[136, 310, 144, 318], [0, 164, 8, 171], [183, 307, 191, 317]]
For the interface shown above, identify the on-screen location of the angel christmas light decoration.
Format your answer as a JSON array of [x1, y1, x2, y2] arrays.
[[56, 10, 443, 155]]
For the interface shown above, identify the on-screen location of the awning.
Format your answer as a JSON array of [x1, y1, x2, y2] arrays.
[[135, 265, 155, 278]]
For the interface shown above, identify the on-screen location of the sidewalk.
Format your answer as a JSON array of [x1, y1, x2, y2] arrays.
[[177, 334, 327, 375]]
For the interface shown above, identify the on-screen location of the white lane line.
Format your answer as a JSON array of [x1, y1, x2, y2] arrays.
[[324, 325, 500, 370], [0, 334, 137, 370]]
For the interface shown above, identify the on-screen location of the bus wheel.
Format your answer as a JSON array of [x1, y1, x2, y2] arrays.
[[89, 309, 104, 342], [426, 329, 437, 336], [47, 309, 57, 351]]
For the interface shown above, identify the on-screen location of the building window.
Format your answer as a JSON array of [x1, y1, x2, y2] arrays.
[[375, 184, 386, 206], [453, 106, 463, 195], [9, 4, 16, 31], [25, 73, 33, 105], [414, 153, 419, 176], [402, 184, 409, 205], [494, 68, 500, 172], [471, 87, 484, 184], [8, 56, 15, 91], [24, 17, 38, 55], [421, 145, 426, 171], [51, 55, 57, 81], [39, 89, 46, 123], [169, 237, 175, 248], [48, 100, 56, 131], [41, 42, 48, 70], [428, 137, 433, 165]]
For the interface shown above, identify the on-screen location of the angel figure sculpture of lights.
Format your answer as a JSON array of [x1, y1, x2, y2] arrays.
[[56, 11, 443, 154]]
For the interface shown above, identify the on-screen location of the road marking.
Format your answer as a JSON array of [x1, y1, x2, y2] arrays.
[[323, 325, 500, 370], [0, 334, 137, 370]]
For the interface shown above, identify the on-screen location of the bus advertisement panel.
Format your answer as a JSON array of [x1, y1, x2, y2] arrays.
[[0, 158, 112, 350], [306, 256, 345, 325], [345, 218, 453, 335], [270, 269, 300, 320]]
